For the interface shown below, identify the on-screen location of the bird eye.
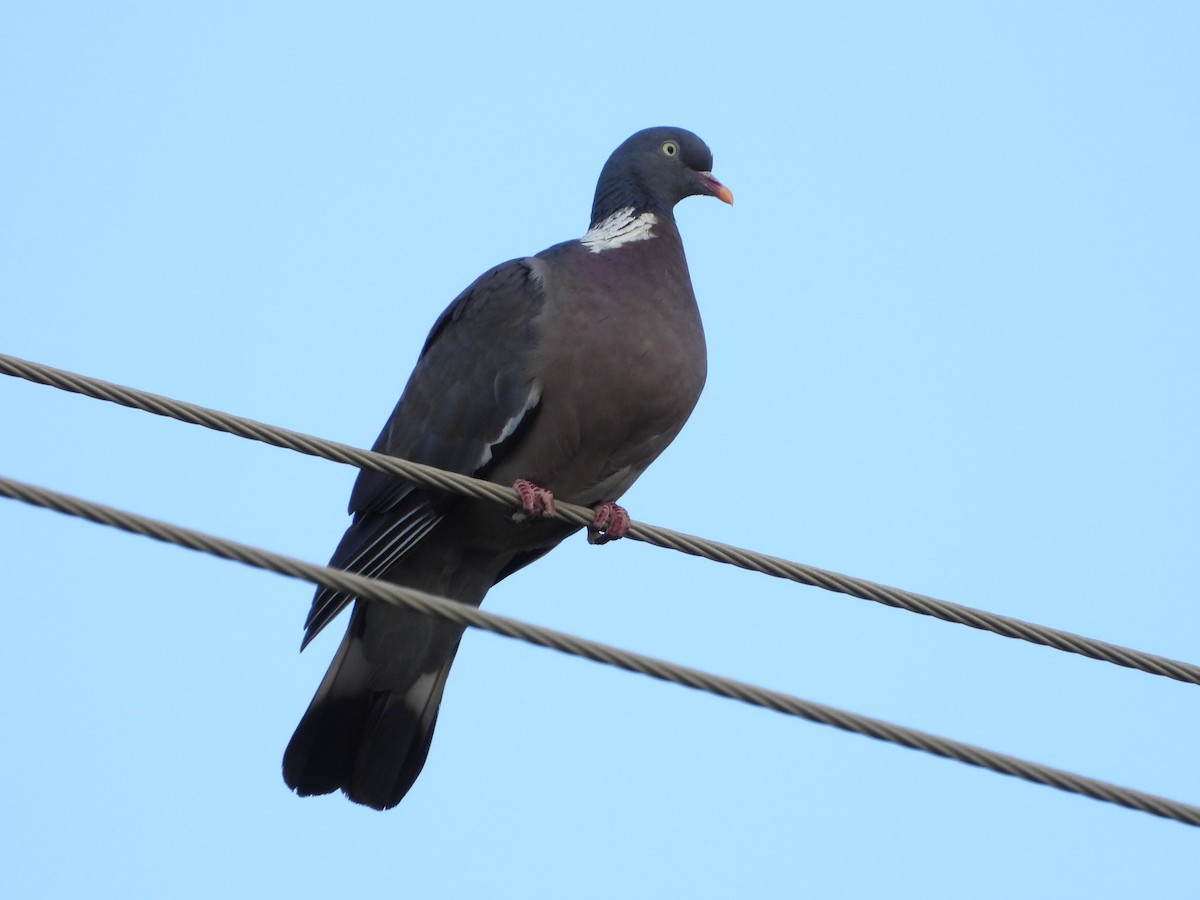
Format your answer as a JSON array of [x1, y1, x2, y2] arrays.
[[661, 140, 679, 158]]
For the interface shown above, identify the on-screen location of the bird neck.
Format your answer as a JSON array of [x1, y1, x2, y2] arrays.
[[581, 207, 659, 254], [589, 175, 674, 228]]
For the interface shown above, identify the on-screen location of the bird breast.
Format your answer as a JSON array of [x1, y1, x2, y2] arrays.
[[497, 237, 708, 504]]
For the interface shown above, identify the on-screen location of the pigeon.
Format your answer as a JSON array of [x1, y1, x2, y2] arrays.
[[283, 126, 733, 809]]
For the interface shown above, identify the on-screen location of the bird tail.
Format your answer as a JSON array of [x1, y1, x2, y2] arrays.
[[282, 602, 462, 810]]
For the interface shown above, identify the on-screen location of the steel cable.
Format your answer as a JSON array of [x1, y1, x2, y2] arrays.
[[3, 351, 1199, 687], [2, 473, 1197, 828]]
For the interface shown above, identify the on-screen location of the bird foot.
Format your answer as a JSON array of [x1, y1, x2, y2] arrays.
[[513, 479, 557, 521], [588, 500, 630, 544]]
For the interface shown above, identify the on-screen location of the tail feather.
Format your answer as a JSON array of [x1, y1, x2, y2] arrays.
[[347, 666, 453, 808], [282, 604, 462, 810]]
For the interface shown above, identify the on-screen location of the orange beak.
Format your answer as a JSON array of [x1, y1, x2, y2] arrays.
[[698, 171, 735, 205]]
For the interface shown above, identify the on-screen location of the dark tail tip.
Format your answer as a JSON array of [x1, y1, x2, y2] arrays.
[[282, 693, 440, 811]]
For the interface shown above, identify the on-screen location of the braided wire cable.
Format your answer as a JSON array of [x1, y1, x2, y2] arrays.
[[3, 351, 1199, 687], [2, 473, 1197, 828]]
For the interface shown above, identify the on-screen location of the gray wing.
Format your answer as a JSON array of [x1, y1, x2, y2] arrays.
[[301, 259, 547, 647]]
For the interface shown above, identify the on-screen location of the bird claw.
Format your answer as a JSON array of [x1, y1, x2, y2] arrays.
[[588, 500, 630, 544], [513, 479, 556, 521]]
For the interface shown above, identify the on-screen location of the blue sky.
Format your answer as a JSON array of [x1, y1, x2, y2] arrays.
[[2, 3, 1198, 897]]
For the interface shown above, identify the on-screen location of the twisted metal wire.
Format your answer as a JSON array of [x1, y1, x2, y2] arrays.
[[3, 351, 1199, 687], [2, 473, 1197, 828]]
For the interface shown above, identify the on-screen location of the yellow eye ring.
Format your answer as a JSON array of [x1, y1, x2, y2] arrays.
[[661, 140, 679, 158]]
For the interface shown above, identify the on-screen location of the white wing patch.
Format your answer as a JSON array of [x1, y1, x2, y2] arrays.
[[581, 207, 658, 253], [476, 383, 543, 469]]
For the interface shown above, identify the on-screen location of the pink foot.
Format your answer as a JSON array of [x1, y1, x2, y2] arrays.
[[513, 478, 557, 520], [588, 500, 630, 545]]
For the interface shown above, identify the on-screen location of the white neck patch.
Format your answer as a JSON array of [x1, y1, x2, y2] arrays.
[[581, 207, 658, 254]]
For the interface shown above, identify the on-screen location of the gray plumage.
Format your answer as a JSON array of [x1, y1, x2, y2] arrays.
[[283, 126, 732, 809]]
